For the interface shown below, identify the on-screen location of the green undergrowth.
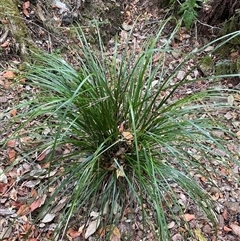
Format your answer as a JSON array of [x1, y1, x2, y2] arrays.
[[9, 20, 240, 240], [166, 0, 203, 29]]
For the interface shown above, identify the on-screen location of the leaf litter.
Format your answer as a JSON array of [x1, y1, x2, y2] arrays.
[[0, 0, 240, 240]]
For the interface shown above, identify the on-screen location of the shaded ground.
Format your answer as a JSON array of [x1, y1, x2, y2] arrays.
[[0, 0, 240, 240]]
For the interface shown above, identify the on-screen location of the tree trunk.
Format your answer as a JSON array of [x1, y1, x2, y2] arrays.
[[0, 0, 123, 62], [198, 0, 240, 86], [0, 0, 35, 60], [198, 0, 240, 35]]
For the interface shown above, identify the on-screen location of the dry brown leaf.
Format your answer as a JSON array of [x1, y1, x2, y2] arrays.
[[23, 1, 30, 17], [229, 223, 240, 236], [0, 183, 8, 193], [41, 213, 55, 223], [22, 222, 35, 235], [17, 204, 31, 216], [1, 19, 9, 25], [230, 51, 239, 58], [0, 41, 10, 48], [30, 188, 38, 198], [234, 93, 240, 101], [67, 228, 81, 238], [9, 188, 18, 201], [116, 167, 124, 178], [184, 213, 195, 222], [4, 80, 10, 90], [98, 225, 120, 240], [85, 218, 101, 239], [211, 236, 217, 241], [122, 131, 133, 141], [211, 192, 220, 201], [200, 176, 207, 182], [2, 70, 15, 79], [219, 168, 228, 175], [10, 109, 17, 117], [153, 52, 162, 63], [222, 209, 228, 220], [223, 225, 232, 232], [118, 122, 124, 132], [7, 140, 17, 148], [30, 198, 41, 212], [20, 78, 26, 83], [125, 10, 131, 18], [98, 227, 107, 237], [8, 148, 16, 161], [110, 226, 121, 241], [37, 151, 47, 161]]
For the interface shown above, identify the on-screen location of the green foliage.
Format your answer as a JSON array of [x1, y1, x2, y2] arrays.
[[222, 11, 240, 35], [14, 21, 239, 240], [169, 0, 203, 29]]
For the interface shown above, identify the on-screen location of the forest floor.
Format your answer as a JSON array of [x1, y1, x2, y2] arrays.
[[0, 0, 240, 240]]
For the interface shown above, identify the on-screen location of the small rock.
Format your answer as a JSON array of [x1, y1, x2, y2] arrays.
[[230, 223, 240, 236], [226, 202, 240, 215], [202, 224, 212, 234], [224, 111, 233, 120], [167, 221, 175, 229], [171, 233, 183, 241], [177, 70, 185, 80]]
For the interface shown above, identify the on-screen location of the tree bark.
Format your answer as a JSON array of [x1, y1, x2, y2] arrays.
[[0, 0, 35, 60], [198, 0, 240, 35]]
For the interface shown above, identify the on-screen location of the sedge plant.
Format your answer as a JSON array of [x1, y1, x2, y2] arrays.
[[12, 20, 240, 240]]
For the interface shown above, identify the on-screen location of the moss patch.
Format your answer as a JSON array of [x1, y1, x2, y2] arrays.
[[0, 0, 36, 60]]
